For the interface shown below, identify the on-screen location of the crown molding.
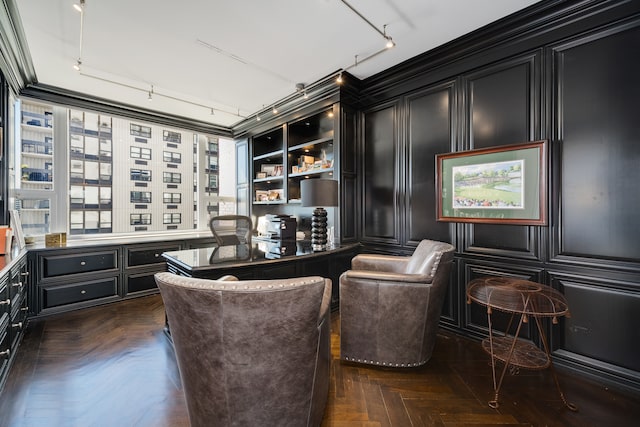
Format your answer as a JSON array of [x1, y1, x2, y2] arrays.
[[21, 83, 233, 136], [0, 0, 37, 92]]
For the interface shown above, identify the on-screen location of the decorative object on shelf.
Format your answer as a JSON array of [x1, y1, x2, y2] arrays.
[[436, 140, 548, 225], [301, 178, 338, 251], [9, 210, 25, 250], [45, 232, 67, 247], [261, 164, 283, 177]]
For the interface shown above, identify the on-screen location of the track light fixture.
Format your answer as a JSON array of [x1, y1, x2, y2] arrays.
[[383, 24, 395, 49], [73, 0, 85, 73]]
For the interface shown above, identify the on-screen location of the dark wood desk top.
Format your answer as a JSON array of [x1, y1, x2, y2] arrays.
[[162, 240, 360, 275]]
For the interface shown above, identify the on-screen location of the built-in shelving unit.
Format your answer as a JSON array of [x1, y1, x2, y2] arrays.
[[15, 100, 55, 236], [286, 110, 335, 203], [19, 106, 53, 191], [252, 127, 285, 204], [250, 108, 336, 206]]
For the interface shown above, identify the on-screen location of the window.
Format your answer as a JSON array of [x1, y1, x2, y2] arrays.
[[70, 210, 111, 234], [131, 169, 152, 181], [207, 140, 218, 153], [163, 213, 181, 224], [163, 151, 181, 163], [130, 146, 152, 160], [130, 191, 152, 203], [12, 100, 236, 238], [163, 171, 181, 183], [130, 213, 152, 225], [163, 130, 181, 143], [207, 157, 218, 171], [209, 174, 218, 189], [100, 187, 112, 206], [100, 138, 112, 158], [130, 123, 152, 138], [163, 193, 181, 204]]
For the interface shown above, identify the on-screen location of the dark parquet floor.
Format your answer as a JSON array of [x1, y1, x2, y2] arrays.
[[1, 294, 639, 426]]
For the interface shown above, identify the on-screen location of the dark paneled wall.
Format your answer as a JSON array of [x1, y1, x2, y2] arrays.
[[358, 1, 640, 393]]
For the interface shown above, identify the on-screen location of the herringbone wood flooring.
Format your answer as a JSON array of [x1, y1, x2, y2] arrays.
[[0, 294, 638, 426]]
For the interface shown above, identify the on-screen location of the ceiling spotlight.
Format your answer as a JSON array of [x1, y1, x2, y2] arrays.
[[210, 108, 215, 115], [73, 59, 82, 71], [336, 72, 343, 84], [73, 1, 84, 13], [272, 106, 278, 114], [303, 90, 309, 99], [256, 115, 261, 122], [147, 85, 154, 101], [386, 37, 395, 49]]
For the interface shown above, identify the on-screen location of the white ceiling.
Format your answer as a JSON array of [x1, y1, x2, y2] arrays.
[[16, 0, 540, 128]]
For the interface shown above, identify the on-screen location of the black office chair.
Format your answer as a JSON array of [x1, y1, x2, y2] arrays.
[[209, 215, 253, 246]]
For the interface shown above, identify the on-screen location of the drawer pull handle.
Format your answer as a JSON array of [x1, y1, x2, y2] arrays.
[[21, 271, 30, 277], [12, 322, 23, 330], [21, 306, 29, 312], [12, 282, 22, 288], [80, 290, 87, 294], [0, 298, 10, 306], [80, 261, 86, 266], [0, 349, 9, 358]]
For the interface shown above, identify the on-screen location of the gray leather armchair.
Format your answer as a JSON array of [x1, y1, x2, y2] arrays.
[[155, 272, 332, 427], [339, 239, 455, 367]]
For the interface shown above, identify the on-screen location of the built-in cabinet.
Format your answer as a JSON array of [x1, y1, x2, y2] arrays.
[[0, 251, 28, 391], [27, 236, 212, 317]]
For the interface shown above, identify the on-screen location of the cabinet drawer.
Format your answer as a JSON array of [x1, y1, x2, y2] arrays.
[[127, 272, 159, 294], [42, 278, 118, 309], [0, 283, 8, 316], [42, 250, 118, 278], [1, 326, 9, 372], [126, 244, 181, 267]]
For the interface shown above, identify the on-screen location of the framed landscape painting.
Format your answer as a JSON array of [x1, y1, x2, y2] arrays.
[[436, 140, 548, 225]]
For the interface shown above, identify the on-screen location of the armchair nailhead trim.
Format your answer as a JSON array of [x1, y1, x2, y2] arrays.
[[430, 253, 443, 276], [342, 356, 425, 367]]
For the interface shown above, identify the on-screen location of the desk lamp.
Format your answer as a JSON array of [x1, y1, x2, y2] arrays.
[[301, 178, 338, 251]]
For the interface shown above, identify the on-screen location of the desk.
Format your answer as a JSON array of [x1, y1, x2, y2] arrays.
[[466, 276, 577, 411], [162, 240, 359, 306]]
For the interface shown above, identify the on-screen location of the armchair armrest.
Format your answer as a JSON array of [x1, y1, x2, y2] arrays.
[[352, 254, 410, 274], [343, 269, 432, 284], [318, 278, 332, 323]]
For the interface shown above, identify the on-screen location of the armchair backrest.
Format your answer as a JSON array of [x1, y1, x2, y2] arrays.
[[155, 272, 331, 427], [405, 239, 456, 278]]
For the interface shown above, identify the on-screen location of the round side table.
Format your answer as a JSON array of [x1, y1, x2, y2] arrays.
[[466, 276, 577, 411]]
